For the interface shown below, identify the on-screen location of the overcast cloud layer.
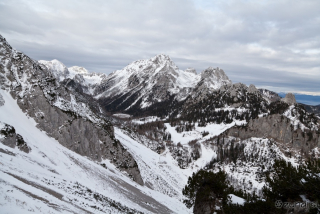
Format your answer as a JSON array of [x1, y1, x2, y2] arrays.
[[0, 0, 319, 95]]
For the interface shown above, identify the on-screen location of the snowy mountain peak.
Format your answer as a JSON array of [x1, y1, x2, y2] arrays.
[[199, 67, 232, 90], [185, 68, 197, 74], [68, 66, 89, 74], [151, 54, 175, 66], [39, 59, 68, 74], [38, 59, 69, 81], [201, 67, 229, 80]]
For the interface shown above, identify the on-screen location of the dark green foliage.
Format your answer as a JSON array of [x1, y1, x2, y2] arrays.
[[303, 160, 320, 201], [172, 121, 195, 133], [224, 200, 284, 214], [187, 159, 320, 213], [263, 159, 305, 201], [137, 121, 164, 133], [269, 101, 289, 115], [262, 159, 320, 212], [205, 138, 245, 167], [182, 168, 281, 213], [99, 91, 183, 118], [179, 88, 268, 126], [182, 169, 229, 208], [202, 131, 209, 137]]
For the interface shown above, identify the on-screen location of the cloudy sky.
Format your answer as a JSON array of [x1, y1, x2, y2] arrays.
[[1, 0, 319, 96]]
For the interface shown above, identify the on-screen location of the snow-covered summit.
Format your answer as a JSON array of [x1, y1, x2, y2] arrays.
[[39, 59, 69, 81], [199, 67, 232, 90], [69, 66, 89, 75], [39, 59, 68, 73], [95, 54, 233, 111], [185, 67, 197, 74], [150, 54, 179, 69], [38, 60, 106, 94]]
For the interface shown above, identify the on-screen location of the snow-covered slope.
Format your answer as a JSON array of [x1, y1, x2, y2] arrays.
[[0, 89, 191, 214], [94, 54, 231, 113]]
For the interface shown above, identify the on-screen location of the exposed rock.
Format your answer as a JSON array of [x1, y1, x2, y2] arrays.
[[224, 114, 320, 154], [0, 93, 4, 106], [247, 84, 259, 95], [199, 67, 232, 90], [39, 59, 70, 81], [229, 83, 247, 97], [0, 34, 143, 185], [69, 66, 89, 74], [185, 67, 197, 74], [0, 123, 31, 153], [281, 93, 296, 105], [193, 188, 223, 214], [258, 88, 282, 103]]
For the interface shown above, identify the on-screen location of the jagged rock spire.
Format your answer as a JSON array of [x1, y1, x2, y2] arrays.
[[281, 93, 296, 105]]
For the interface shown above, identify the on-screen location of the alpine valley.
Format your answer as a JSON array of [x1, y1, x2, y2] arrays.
[[0, 34, 319, 214]]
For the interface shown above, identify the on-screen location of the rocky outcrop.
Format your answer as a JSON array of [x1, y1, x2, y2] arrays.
[[0, 34, 143, 185], [199, 67, 231, 89], [193, 188, 223, 214], [185, 67, 197, 74], [0, 93, 4, 106], [224, 114, 320, 154], [247, 84, 259, 95], [0, 123, 30, 153], [258, 88, 281, 103], [281, 93, 296, 105], [38, 59, 70, 81]]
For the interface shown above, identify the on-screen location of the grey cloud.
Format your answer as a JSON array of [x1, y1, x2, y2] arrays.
[[0, 0, 319, 94]]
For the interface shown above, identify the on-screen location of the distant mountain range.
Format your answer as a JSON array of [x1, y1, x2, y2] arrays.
[[278, 92, 320, 106]]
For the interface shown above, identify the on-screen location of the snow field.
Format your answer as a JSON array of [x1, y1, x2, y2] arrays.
[[0, 89, 191, 213]]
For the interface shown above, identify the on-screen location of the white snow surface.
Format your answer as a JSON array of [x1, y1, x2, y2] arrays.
[[228, 194, 246, 205], [69, 66, 104, 85], [114, 127, 220, 199], [164, 120, 246, 145], [0, 89, 191, 214], [112, 113, 132, 118]]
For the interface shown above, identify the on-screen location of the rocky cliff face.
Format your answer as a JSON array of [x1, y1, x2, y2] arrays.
[[281, 92, 297, 105], [93, 55, 234, 116], [0, 122, 30, 153], [225, 114, 320, 153], [94, 54, 200, 114], [258, 88, 282, 103], [0, 35, 143, 185]]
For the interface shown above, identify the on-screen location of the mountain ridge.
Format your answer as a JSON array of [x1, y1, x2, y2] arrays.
[[1, 34, 320, 213]]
